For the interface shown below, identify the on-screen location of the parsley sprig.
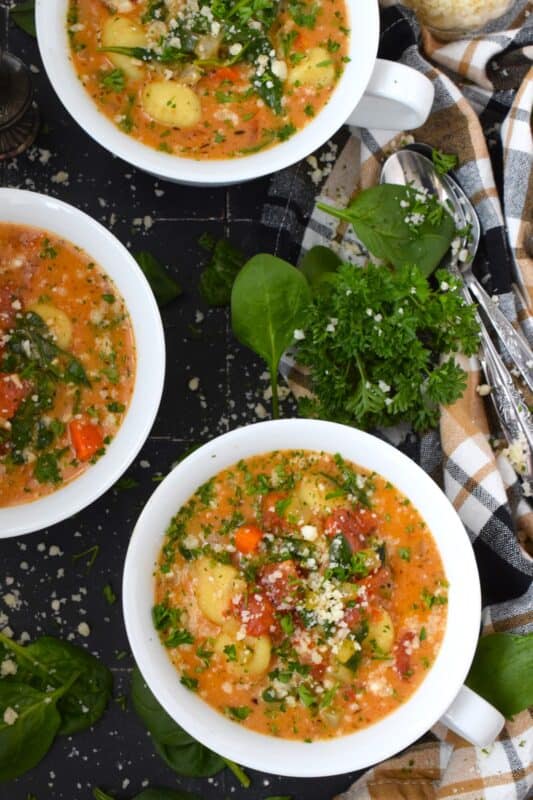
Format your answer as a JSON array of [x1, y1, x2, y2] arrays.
[[297, 263, 480, 431]]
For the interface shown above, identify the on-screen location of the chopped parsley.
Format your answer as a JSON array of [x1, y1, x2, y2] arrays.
[[226, 705, 251, 720], [398, 547, 411, 562], [421, 587, 448, 609], [180, 674, 199, 691], [223, 644, 238, 661], [100, 68, 126, 92]]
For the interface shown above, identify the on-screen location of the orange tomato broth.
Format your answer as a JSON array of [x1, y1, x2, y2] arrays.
[[154, 450, 448, 741], [0, 224, 135, 507], [68, 0, 350, 160]]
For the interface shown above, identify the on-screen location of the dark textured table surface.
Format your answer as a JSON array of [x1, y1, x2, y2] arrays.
[[0, 12, 360, 800]]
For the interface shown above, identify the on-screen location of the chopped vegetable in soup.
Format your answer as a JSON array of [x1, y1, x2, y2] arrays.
[[154, 450, 448, 740], [68, 0, 350, 159], [0, 224, 135, 506]]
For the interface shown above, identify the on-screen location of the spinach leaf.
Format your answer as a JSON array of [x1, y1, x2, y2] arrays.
[[153, 737, 224, 777], [466, 633, 533, 718], [299, 246, 341, 291], [0, 673, 77, 781], [131, 666, 223, 776], [101, 46, 188, 65], [10, 1, 36, 37], [318, 184, 456, 277], [94, 788, 202, 800], [131, 667, 250, 787], [135, 252, 182, 307], [231, 254, 311, 417], [5, 311, 90, 387], [199, 239, 246, 307], [0, 634, 112, 735]]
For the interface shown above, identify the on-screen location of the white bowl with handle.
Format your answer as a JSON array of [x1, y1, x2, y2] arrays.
[[36, 0, 434, 186], [0, 188, 166, 537], [123, 418, 504, 777]]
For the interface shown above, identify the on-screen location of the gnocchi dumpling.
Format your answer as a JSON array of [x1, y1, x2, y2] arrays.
[[29, 303, 72, 348], [296, 474, 344, 515], [192, 557, 242, 625], [141, 81, 202, 127], [288, 47, 335, 89], [365, 608, 394, 655], [214, 621, 271, 677], [102, 16, 147, 80]]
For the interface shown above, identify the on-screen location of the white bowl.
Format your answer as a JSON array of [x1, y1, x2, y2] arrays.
[[0, 189, 166, 537], [123, 418, 481, 777], [36, 0, 378, 186]]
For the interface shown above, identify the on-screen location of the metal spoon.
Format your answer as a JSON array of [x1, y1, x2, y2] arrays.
[[382, 150, 533, 394], [380, 149, 533, 479], [445, 174, 533, 394]]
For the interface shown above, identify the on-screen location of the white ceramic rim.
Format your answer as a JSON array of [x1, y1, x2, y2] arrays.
[[0, 188, 166, 537], [36, 0, 379, 185], [123, 418, 481, 777]]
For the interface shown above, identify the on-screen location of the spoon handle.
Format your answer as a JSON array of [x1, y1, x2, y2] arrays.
[[465, 276, 533, 394], [449, 263, 533, 479], [480, 335, 533, 483]]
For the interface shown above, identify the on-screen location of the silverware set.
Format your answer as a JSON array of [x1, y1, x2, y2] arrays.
[[381, 148, 533, 486]]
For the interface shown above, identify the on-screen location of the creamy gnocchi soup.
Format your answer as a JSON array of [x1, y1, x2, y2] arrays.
[[68, 0, 350, 159], [0, 224, 135, 506], [154, 450, 448, 741]]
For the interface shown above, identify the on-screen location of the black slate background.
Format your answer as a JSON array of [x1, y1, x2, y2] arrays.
[[0, 11, 362, 800]]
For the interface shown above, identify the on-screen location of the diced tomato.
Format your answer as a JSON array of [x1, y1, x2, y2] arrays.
[[309, 659, 327, 682], [240, 592, 276, 637], [259, 560, 300, 608], [395, 631, 415, 679], [0, 374, 30, 420], [261, 491, 292, 532], [359, 565, 393, 600], [324, 507, 377, 551], [215, 66, 240, 82], [234, 524, 264, 554], [343, 605, 363, 630], [69, 418, 104, 461], [0, 287, 18, 333]]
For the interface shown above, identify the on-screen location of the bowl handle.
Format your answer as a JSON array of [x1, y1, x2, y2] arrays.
[[440, 685, 505, 747], [345, 59, 434, 131]]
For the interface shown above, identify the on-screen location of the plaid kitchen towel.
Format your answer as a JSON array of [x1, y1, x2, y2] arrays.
[[263, 2, 533, 797]]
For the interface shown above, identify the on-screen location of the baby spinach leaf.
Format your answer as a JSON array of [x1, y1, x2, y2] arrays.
[[199, 239, 246, 307], [135, 252, 182, 307], [131, 667, 250, 787], [153, 737, 224, 777], [131, 666, 224, 776], [318, 184, 456, 277], [299, 245, 341, 291], [231, 254, 311, 417], [0, 634, 112, 735], [131, 666, 192, 745], [10, 1, 36, 37], [466, 633, 533, 718], [0, 673, 78, 782]]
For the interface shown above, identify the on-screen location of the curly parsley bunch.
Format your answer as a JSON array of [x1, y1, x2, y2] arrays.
[[297, 262, 480, 432]]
